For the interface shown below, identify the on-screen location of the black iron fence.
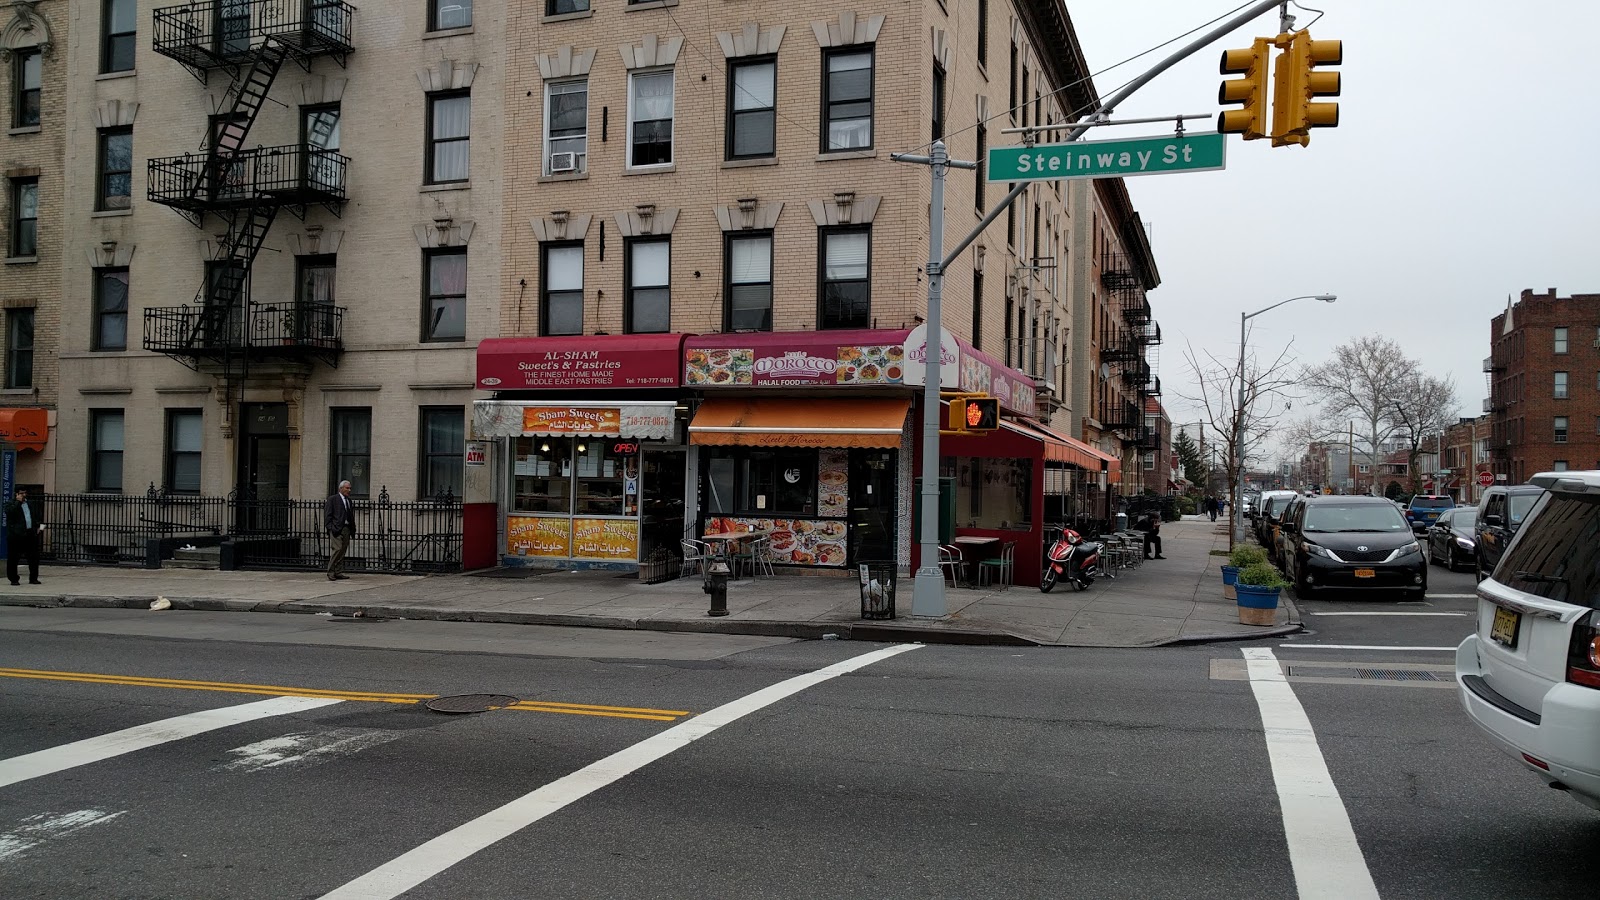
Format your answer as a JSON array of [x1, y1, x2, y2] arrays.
[[42, 487, 461, 574]]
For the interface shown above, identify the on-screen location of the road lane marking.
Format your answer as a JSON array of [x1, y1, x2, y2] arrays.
[[1241, 648, 1379, 900], [0, 667, 692, 722], [0, 809, 127, 861], [0, 696, 343, 789], [319, 643, 925, 900], [1277, 644, 1457, 651], [1311, 612, 1468, 617]]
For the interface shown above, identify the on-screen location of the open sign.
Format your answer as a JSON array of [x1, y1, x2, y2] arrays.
[[612, 442, 640, 455]]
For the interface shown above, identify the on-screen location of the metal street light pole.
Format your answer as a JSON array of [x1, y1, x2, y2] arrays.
[[1233, 293, 1336, 546]]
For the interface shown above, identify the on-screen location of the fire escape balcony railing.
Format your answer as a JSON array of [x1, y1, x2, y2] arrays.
[[1134, 426, 1160, 450], [1482, 355, 1505, 373], [1100, 251, 1139, 290], [143, 303, 345, 359], [1100, 332, 1140, 362], [1139, 321, 1162, 345], [1102, 402, 1143, 431], [148, 145, 349, 215], [153, 0, 355, 78], [1121, 293, 1152, 325], [1145, 375, 1162, 397]]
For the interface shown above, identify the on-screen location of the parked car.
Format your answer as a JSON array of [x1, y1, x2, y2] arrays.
[[1254, 490, 1298, 547], [1273, 495, 1310, 564], [1282, 495, 1427, 600], [1426, 506, 1477, 571], [1405, 494, 1456, 532], [1456, 470, 1600, 810], [1475, 484, 1546, 582]]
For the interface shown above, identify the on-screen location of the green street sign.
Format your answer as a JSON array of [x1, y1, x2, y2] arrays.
[[986, 132, 1226, 182]]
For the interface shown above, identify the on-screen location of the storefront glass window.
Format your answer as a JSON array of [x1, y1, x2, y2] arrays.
[[704, 449, 817, 516], [948, 455, 1032, 530], [575, 439, 631, 516], [513, 436, 636, 516], [706, 457, 736, 514], [514, 436, 573, 513]]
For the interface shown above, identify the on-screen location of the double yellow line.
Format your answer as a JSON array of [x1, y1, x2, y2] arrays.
[[0, 667, 690, 722]]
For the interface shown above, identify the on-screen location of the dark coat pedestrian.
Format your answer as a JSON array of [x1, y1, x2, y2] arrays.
[[6, 487, 42, 585], [1138, 510, 1165, 559], [325, 481, 357, 580]]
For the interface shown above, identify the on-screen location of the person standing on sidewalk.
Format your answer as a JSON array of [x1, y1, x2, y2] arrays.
[[325, 481, 357, 581], [1204, 495, 1218, 522], [6, 487, 43, 585], [1138, 509, 1165, 559]]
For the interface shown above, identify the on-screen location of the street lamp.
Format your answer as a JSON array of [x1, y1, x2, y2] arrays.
[[1233, 293, 1336, 544]]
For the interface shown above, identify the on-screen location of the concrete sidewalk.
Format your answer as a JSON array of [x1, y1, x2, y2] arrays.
[[0, 517, 1300, 648]]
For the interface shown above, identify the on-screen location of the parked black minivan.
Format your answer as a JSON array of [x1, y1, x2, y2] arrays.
[[1282, 495, 1428, 600]]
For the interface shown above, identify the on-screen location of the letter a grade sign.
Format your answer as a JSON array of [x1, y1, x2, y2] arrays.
[[986, 133, 1226, 182]]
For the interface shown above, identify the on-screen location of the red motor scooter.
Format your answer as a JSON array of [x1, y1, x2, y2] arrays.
[[1040, 527, 1102, 593]]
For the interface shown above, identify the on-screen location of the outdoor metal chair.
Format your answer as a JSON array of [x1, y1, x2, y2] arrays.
[[977, 541, 1016, 591], [937, 544, 965, 587], [680, 538, 710, 578]]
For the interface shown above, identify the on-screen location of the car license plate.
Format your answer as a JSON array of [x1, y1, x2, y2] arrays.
[[1354, 568, 1376, 578], [1491, 607, 1521, 647]]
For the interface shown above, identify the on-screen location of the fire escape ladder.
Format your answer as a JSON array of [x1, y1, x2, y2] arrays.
[[186, 38, 288, 205], [186, 205, 281, 350]]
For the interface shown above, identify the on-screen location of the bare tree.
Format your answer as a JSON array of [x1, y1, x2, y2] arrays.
[[1300, 336, 1420, 495], [1177, 338, 1301, 549], [1279, 417, 1350, 490], [1391, 373, 1460, 493]]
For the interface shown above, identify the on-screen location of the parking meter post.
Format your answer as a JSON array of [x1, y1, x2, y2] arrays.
[[704, 561, 730, 617]]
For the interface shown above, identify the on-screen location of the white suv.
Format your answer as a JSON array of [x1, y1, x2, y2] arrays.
[[1457, 470, 1600, 810]]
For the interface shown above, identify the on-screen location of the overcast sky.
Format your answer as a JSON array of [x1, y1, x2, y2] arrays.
[[1065, 1, 1600, 457]]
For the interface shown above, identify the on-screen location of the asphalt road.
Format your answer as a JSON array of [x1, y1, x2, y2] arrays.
[[2, 596, 1597, 900]]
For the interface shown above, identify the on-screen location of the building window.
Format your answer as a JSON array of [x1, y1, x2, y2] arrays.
[[426, 91, 470, 184], [429, 0, 472, 30], [1553, 460, 1569, 472], [541, 242, 584, 336], [296, 254, 337, 342], [90, 410, 125, 492], [546, 0, 588, 14], [301, 104, 341, 190], [625, 237, 670, 334], [1008, 40, 1018, 116], [102, 0, 135, 73], [331, 407, 372, 497], [818, 228, 870, 330], [976, 0, 989, 68], [97, 126, 132, 210], [164, 410, 203, 494], [1555, 371, 1569, 399], [971, 268, 983, 350], [1143, 453, 1155, 471], [544, 79, 588, 175], [628, 71, 674, 167], [423, 249, 466, 341], [726, 58, 776, 160], [1003, 298, 1014, 367], [9, 178, 37, 258], [1555, 416, 1569, 444], [420, 407, 464, 500], [4, 309, 32, 390], [13, 49, 40, 128], [823, 48, 873, 151], [725, 232, 772, 332], [974, 125, 987, 213], [1006, 185, 1016, 247], [93, 267, 129, 351], [931, 63, 945, 141], [1555, 326, 1568, 354]]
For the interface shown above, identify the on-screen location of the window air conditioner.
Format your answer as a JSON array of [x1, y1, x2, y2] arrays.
[[548, 152, 579, 173], [436, 4, 469, 29]]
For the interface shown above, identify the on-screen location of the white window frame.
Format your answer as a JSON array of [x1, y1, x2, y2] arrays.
[[1555, 371, 1568, 399], [543, 78, 588, 175], [626, 69, 675, 170]]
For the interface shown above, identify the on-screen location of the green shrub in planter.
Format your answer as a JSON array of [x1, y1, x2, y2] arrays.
[[1174, 496, 1197, 516], [1237, 562, 1288, 589], [1229, 545, 1268, 569]]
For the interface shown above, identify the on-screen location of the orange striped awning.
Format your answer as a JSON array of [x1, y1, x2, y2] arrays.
[[689, 398, 909, 449]]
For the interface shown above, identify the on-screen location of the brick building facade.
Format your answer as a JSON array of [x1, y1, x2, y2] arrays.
[[1487, 288, 1600, 483]]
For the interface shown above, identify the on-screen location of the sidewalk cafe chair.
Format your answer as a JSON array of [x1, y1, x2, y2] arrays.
[[748, 535, 776, 579], [680, 538, 710, 579], [978, 541, 1016, 591], [937, 544, 966, 587]]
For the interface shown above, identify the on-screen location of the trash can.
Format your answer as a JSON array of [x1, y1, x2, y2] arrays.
[[858, 561, 896, 620], [1115, 512, 1129, 532]]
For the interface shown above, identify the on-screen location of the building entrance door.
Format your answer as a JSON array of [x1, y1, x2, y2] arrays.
[[848, 449, 896, 565], [641, 447, 686, 566], [239, 403, 291, 532]]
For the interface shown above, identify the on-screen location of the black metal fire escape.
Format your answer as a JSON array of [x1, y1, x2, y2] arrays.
[[143, 0, 356, 377], [1099, 250, 1161, 449]]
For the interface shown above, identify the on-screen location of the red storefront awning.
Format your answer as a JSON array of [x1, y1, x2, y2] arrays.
[[477, 334, 686, 391], [1013, 420, 1119, 477], [0, 408, 48, 452]]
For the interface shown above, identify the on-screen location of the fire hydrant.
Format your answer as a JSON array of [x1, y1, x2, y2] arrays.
[[703, 560, 730, 616]]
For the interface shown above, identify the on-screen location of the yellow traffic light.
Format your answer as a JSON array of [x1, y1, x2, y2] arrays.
[[1217, 38, 1273, 140], [947, 396, 999, 432], [1271, 31, 1342, 147]]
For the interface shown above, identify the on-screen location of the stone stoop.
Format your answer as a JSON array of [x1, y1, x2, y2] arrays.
[[165, 547, 223, 570]]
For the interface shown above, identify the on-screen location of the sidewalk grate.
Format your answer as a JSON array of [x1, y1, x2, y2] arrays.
[[1286, 666, 1443, 683]]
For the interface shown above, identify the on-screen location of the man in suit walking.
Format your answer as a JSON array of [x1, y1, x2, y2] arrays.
[[325, 480, 357, 581], [6, 487, 43, 585]]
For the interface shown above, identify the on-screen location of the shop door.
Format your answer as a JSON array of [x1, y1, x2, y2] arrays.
[[848, 449, 896, 564], [239, 403, 291, 533], [641, 448, 686, 562]]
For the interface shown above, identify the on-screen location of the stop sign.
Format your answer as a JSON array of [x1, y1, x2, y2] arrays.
[[1478, 470, 1495, 487]]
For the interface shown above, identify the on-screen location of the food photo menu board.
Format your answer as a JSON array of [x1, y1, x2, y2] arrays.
[[705, 516, 850, 567], [818, 451, 849, 516]]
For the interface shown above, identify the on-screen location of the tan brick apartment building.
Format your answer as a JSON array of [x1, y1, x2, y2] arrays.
[[1, 0, 64, 492], [5, 0, 1160, 576], [1487, 288, 1600, 483]]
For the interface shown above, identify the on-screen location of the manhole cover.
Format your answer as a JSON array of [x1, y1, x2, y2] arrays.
[[424, 694, 520, 714]]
